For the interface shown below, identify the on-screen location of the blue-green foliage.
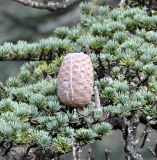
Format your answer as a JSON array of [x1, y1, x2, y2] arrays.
[[0, 1, 156, 156]]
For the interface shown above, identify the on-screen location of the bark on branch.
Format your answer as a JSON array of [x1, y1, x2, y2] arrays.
[[13, 0, 82, 11]]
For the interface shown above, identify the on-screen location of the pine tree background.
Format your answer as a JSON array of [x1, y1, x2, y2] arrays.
[[0, 0, 157, 160]]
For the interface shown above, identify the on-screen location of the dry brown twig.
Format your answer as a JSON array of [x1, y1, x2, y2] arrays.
[[13, 0, 82, 11]]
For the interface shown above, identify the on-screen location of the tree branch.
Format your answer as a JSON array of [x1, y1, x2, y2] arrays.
[[122, 114, 142, 160], [13, 0, 82, 11], [139, 125, 151, 149], [72, 133, 81, 160], [105, 149, 111, 160]]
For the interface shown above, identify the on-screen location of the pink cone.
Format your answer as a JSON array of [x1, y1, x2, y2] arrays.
[[57, 52, 94, 107]]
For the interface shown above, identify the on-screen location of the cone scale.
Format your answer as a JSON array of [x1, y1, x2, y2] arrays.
[[57, 52, 94, 107]]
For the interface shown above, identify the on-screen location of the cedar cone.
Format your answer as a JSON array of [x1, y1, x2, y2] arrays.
[[57, 52, 94, 107]]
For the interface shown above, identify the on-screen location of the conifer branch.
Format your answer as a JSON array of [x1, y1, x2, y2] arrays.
[[13, 0, 82, 11], [139, 125, 151, 149], [122, 114, 142, 160]]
